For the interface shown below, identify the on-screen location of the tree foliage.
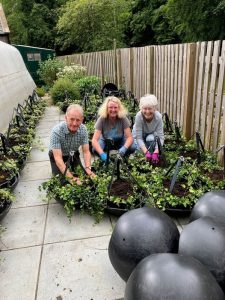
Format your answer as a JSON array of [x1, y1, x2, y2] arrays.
[[2, 0, 225, 53], [56, 0, 131, 52], [166, 0, 225, 42]]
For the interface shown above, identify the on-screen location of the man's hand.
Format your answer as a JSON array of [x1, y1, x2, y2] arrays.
[[71, 176, 82, 185], [85, 167, 96, 178]]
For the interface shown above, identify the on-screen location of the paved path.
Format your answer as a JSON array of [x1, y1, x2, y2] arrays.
[[0, 105, 188, 300]]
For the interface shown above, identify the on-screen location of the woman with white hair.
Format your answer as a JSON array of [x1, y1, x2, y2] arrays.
[[133, 94, 164, 163], [92, 96, 134, 161]]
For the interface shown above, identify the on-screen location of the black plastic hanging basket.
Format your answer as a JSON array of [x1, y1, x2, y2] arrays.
[[101, 83, 119, 98]]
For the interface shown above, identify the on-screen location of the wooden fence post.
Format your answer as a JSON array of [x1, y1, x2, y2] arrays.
[[149, 46, 154, 94], [100, 53, 104, 87], [117, 49, 122, 89], [113, 39, 118, 85], [129, 48, 134, 92], [183, 43, 197, 139]]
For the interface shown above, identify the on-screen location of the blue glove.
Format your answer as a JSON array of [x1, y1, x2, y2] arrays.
[[100, 152, 107, 162], [118, 146, 128, 156]]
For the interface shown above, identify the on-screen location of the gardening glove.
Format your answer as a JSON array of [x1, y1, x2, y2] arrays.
[[152, 153, 159, 163], [100, 152, 108, 162], [145, 151, 152, 161], [118, 146, 127, 157]]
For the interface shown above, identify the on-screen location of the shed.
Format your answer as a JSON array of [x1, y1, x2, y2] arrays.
[[13, 44, 55, 85]]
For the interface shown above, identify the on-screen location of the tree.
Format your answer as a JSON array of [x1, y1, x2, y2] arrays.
[[56, 0, 131, 53], [166, 0, 225, 42], [125, 0, 175, 46], [1, 0, 69, 48]]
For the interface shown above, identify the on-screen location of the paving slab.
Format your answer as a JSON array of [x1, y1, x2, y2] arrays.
[[45, 203, 113, 244], [12, 179, 47, 208], [0, 206, 47, 249], [0, 246, 41, 300], [27, 148, 49, 162], [20, 161, 51, 181], [43, 106, 60, 116], [32, 136, 50, 149], [36, 236, 125, 300]]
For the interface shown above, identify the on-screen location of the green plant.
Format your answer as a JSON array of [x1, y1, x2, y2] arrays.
[[75, 76, 101, 96], [37, 57, 66, 88], [0, 188, 15, 202], [57, 64, 87, 82], [50, 78, 80, 105], [35, 87, 45, 97], [0, 159, 19, 178]]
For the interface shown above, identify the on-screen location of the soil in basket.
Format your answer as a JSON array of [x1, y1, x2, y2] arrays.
[[205, 170, 224, 182], [163, 179, 189, 197], [110, 179, 134, 200]]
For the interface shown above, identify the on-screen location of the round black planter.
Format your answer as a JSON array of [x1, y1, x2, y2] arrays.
[[0, 172, 20, 191], [164, 206, 192, 217], [105, 199, 144, 217], [0, 199, 12, 221], [105, 203, 128, 217]]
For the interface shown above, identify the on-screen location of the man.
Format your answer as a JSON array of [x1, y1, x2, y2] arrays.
[[49, 104, 94, 184]]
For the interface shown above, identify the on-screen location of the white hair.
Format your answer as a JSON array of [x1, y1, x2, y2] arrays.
[[139, 94, 158, 109], [66, 104, 84, 116]]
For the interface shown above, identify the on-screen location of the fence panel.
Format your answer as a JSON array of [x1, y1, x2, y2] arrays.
[[58, 40, 225, 158]]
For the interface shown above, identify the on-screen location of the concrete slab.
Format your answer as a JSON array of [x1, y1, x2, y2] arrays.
[[0, 206, 47, 249], [32, 136, 50, 149], [43, 106, 60, 116], [44, 203, 113, 244], [27, 148, 49, 162], [20, 161, 51, 181], [36, 120, 59, 129], [0, 246, 41, 300], [177, 216, 190, 230], [12, 179, 47, 208], [36, 236, 125, 300], [34, 128, 52, 137]]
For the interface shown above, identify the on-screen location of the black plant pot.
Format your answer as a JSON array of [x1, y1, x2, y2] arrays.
[[105, 201, 128, 217], [164, 205, 192, 217], [0, 172, 20, 191], [0, 198, 12, 221]]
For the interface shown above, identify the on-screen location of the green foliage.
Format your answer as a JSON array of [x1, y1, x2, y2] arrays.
[[37, 57, 66, 88], [50, 78, 80, 105], [166, 0, 225, 42], [57, 64, 87, 82], [56, 0, 131, 52], [0, 188, 15, 203], [75, 76, 101, 96], [35, 87, 45, 97]]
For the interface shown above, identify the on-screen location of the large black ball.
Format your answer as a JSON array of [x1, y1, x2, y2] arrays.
[[179, 216, 225, 292], [125, 253, 225, 300], [108, 206, 180, 281], [190, 190, 225, 222]]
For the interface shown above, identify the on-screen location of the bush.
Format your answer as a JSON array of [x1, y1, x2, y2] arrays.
[[50, 78, 80, 105], [37, 57, 66, 88], [57, 64, 87, 82], [76, 76, 101, 96], [35, 87, 45, 97]]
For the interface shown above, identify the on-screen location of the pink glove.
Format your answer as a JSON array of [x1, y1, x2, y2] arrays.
[[152, 153, 159, 163], [145, 151, 152, 161]]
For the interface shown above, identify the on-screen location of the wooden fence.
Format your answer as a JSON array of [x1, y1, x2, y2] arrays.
[[58, 41, 225, 159]]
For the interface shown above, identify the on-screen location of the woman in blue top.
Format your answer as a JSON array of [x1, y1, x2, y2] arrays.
[[133, 94, 164, 163], [92, 96, 134, 161]]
